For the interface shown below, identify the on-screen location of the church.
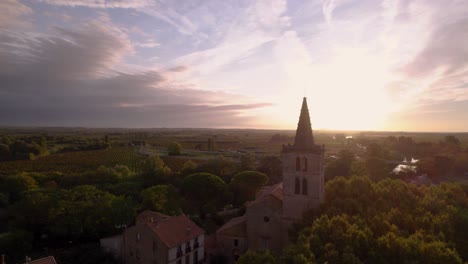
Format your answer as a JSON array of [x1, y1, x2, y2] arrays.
[[210, 97, 325, 261]]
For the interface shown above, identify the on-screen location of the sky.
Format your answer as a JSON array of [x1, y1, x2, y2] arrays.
[[0, 0, 467, 131]]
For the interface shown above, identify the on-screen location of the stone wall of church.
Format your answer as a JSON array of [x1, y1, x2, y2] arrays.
[[281, 152, 324, 220], [245, 197, 283, 253]]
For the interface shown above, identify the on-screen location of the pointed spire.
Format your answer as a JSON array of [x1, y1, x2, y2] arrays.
[[293, 97, 315, 150]]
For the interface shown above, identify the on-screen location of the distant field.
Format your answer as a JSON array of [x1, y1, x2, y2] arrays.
[[0, 147, 145, 175]]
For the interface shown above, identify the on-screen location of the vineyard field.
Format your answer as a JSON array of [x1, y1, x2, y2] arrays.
[[0, 147, 145, 175], [161, 156, 204, 173]]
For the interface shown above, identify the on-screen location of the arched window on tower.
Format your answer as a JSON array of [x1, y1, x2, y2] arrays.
[[296, 157, 301, 171], [303, 157, 308, 172], [295, 178, 300, 194], [302, 178, 308, 195]]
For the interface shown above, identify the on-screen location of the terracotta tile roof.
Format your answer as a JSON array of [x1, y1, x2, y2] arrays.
[[138, 211, 204, 248], [248, 183, 283, 206], [26, 256, 57, 264]]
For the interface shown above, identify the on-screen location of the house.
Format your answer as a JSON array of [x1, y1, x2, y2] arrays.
[[210, 98, 325, 262], [120, 211, 205, 264]]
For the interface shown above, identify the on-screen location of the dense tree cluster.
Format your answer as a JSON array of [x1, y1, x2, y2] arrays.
[[0, 151, 274, 263], [242, 176, 467, 264]]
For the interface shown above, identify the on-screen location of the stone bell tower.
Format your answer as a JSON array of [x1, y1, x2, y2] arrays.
[[281, 97, 325, 221]]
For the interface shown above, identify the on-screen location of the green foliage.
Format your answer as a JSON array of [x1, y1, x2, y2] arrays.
[[325, 149, 356, 180], [231, 171, 268, 205], [168, 141, 182, 156], [240, 154, 256, 171], [140, 185, 180, 215], [181, 160, 198, 176], [0, 230, 33, 262], [197, 156, 237, 181], [182, 173, 229, 217], [280, 241, 316, 264], [236, 250, 277, 264], [291, 176, 468, 263], [0, 173, 38, 201], [141, 156, 172, 186], [49, 185, 134, 240], [257, 156, 282, 184]]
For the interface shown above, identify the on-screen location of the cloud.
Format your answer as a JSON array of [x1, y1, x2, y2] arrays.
[[135, 40, 160, 48], [37, 0, 152, 9], [38, 0, 199, 35], [0, 17, 268, 127], [0, 0, 33, 30], [321, 0, 337, 25]]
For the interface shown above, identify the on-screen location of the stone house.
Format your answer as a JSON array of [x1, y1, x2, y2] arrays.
[[103, 211, 205, 264]]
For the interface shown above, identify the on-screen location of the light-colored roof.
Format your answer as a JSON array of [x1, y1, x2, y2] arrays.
[[137, 211, 204, 248], [26, 256, 57, 264], [216, 215, 246, 234]]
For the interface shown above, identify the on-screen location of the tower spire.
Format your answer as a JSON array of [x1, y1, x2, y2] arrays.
[[293, 97, 314, 150]]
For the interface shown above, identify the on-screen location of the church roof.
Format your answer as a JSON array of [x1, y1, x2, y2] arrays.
[[248, 183, 283, 206], [216, 215, 246, 235], [283, 97, 324, 154]]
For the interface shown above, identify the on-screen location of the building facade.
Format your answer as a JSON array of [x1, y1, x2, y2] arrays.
[[212, 98, 325, 262], [104, 211, 205, 264]]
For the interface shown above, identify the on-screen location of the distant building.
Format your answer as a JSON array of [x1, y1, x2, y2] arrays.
[[211, 98, 325, 262], [102, 211, 205, 264]]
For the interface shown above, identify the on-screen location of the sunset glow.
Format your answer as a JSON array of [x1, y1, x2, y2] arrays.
[[1, 0, 467, 131]]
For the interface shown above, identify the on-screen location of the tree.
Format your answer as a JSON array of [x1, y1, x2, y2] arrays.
[[240, 154, 256, 171], [325, 150, 355, 180], [168, 142, 182, 156], [237, 250, 276, 264], [258, 156, 282, 184], [0, 173, 38, 202], [49, 185, 131, 240], [280, 241, 316, 264], [0, 230, 33, 263], [182, 173, 229, 217], [140, 185, 180, 215], [181, 160, 198, 176], [197, 157, 237, 181], [141, 156, 172, 186], [231, 171, 268, 205]]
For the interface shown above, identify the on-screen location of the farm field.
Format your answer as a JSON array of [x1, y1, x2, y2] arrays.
[[0, 147, 145, 176]]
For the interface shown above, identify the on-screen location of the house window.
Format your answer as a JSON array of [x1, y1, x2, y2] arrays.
[[302, 178, 308, 195], [194, 236, 200, 249], [234, 239, 239, 247], [261, 239, 268, 249], [177, 260, 182, 264], [303, 157, 308, 172], [263, 216, 270, 223], [185, 255, 190, 264], [294, 178, 300, 194], [177, 245, 183, 258], [194, 250, 198, 264], [296, 157, 301, 171]]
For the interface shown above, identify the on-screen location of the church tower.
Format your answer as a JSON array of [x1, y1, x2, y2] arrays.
[[281, 97, 324, 220]]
